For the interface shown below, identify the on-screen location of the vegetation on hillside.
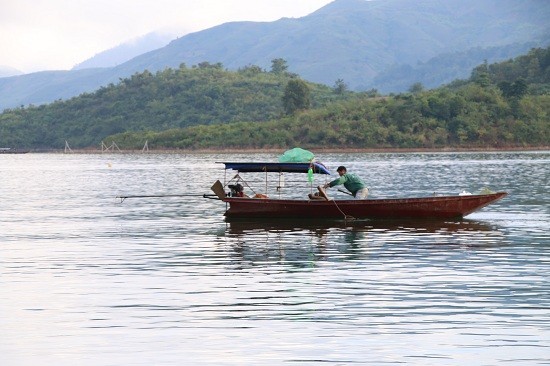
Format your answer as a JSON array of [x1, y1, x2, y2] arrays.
[[372, 42, 543, 92], [0, 62, 345, 148], [0, 47, 548, 150], [106, 47, 550, 150], [107, 85, 548, 149]]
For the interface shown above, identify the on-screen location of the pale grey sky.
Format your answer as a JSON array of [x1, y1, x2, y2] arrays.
[[0, 0, 334, 73]]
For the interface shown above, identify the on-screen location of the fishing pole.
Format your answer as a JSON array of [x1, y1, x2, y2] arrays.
[[116, 194, 219, 203]]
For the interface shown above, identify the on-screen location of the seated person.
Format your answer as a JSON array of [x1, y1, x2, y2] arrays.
[[228, 183, 248, 197]]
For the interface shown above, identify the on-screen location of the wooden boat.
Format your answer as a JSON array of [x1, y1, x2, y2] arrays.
[[0, 147, 29, 154], [209, 162, 507, 220]]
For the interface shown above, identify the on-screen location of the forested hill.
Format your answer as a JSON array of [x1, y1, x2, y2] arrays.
[[0, 62, 345, 149], [105, 47, 550, 150], [0, 47, 548, 150], [471, 47, 550, 94]]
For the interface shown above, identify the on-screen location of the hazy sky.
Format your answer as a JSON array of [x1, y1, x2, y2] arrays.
[[0, 0, 334, 73]]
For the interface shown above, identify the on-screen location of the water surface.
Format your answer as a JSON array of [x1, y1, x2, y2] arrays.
[[1, 152, 548, 365]]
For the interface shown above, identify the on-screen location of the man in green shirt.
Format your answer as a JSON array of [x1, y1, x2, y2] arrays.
[[323, 166, 369, 199]]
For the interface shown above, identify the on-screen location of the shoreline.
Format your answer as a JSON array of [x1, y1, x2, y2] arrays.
[[26, 146, 550, 154]]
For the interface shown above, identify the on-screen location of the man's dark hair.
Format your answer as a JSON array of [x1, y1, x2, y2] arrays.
[[337, 166, 347, 172]]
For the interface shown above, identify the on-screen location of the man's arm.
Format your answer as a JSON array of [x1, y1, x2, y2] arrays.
[[325, 176, 346, 188]]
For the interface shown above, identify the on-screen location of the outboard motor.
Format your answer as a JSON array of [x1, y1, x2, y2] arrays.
[[228, 183, 244, 197]]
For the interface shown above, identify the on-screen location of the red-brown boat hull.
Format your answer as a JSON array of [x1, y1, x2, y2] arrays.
[[223, 192, 507, 220]]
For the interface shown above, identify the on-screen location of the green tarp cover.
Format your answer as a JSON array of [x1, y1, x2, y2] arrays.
[[278, 148, 314, 163]]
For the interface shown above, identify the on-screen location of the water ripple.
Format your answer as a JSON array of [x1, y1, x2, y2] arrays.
[[0, 152, 548, 365]]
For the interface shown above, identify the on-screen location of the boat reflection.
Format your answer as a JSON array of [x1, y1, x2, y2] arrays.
[[225, 218, 497, 236], [223, 219, 505, 267]]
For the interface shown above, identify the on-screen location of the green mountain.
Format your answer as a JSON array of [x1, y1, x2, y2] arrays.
[[0, 63, 345, 148], [0, 0, 548, 110], [1, 47, 547, 150], [372, 43, 541, 92], [105, 47, 550, 150]]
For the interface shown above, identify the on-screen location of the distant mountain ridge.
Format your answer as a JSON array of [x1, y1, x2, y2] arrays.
[[72, 32, 176, 70], [0, 0, 549, 110], [120, 0, 549, 87]]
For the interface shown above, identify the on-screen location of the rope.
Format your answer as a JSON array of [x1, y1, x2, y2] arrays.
[[318, 185, 355, 220], [330, 199, 355, 220]]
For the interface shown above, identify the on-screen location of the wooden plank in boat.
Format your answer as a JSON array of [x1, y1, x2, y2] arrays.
[[211, 180, 226, 199]]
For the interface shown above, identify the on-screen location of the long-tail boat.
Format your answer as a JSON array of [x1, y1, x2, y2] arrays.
[[208, 162, 507, 220]]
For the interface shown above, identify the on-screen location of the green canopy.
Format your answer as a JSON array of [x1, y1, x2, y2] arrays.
[[278, 148, 315, 163]]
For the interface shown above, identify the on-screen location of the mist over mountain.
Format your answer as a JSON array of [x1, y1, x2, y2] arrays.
[[0, 65, 24, 78], [72, 32, 176, 70], [1, 0, 548, 110]]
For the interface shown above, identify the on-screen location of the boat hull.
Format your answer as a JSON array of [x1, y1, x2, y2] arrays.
[[223, 192, 507, 220]]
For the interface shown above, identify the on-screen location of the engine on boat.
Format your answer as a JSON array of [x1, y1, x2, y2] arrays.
[[228, 184, 245, 197]]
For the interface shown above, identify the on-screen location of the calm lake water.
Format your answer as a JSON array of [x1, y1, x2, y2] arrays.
[[1, 151, 548, 365]]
